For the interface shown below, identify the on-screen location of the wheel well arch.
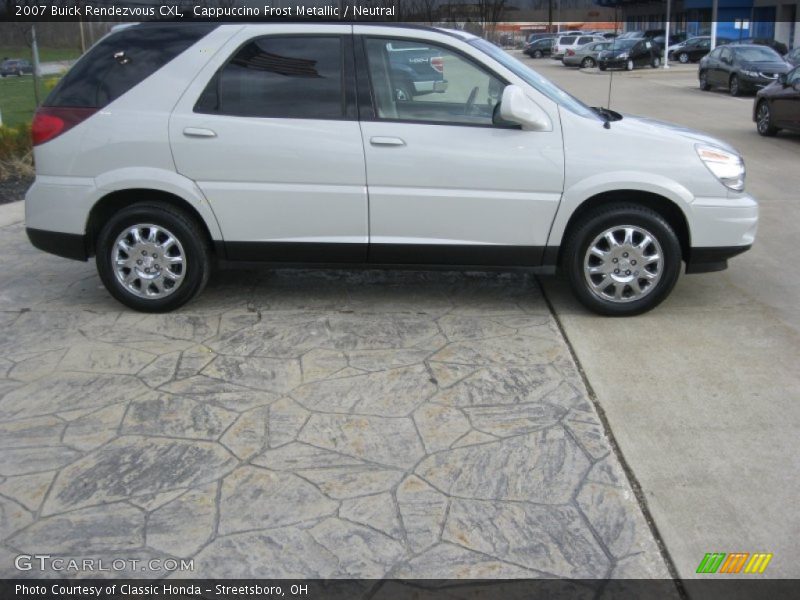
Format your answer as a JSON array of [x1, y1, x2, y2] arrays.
[[557, 190, 690, 265], [85, 189, 216, 257]]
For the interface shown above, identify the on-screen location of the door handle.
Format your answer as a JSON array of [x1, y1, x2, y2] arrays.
[[370, 136, 405, 146], [183, 127, 217, 138]]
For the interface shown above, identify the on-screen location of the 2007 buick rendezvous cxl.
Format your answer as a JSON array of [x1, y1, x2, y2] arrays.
[[26, 23, 758, 315]]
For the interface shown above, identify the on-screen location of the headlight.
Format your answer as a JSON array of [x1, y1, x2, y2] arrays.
[[696, 145, 745, 191], [741, 69, 759, 77], [618, 53, 629, 59]]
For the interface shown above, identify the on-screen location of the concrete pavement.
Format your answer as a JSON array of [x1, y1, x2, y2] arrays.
[[525, 56, 800, 581], [0, 201, 668, 580]]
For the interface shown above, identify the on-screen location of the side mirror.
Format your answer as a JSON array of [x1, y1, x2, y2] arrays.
[[499, 85, 551, 131]]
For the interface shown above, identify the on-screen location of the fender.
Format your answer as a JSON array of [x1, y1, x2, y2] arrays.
[[546, 170, 695, 247], [90, 167, 224, 240]]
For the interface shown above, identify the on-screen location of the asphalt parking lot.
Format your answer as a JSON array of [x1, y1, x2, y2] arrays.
[[524, 55, 800, 580], [0, 53, 797, 584]]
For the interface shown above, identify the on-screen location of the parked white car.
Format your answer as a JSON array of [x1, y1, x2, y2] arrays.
[[26, 23, 757, 315], [551, 34, 605, 58]]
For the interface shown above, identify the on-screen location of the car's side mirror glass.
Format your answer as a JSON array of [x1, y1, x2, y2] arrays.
[[498, 85, 551, 131]]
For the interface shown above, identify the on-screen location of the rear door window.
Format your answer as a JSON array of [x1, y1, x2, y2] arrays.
[[45, 23, 218, 108], [195, 36, 345, 119], [560, 36, 576, 45]]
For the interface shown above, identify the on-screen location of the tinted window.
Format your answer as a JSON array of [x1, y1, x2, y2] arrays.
[[45, 23, 217, 108], [196, 36, 344, 119], [560, 37, 576, 45], [787, 67, 800, 84], [577, 37, 594, 45]]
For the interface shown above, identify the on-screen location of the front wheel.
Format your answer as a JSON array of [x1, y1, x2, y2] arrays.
[[651, 57, 661, 68], [599, 64, 608, 71], [729, 75, 741, 96], [563, 204, 682, 316], [533, 50, 543, 58], [678, 52, 690, 64], [581, 57, 595, 68], [699, 71, 711, 91], [756, 100, 779, 136], [96, 203, 211, 312], [625, 59, 634, 71]]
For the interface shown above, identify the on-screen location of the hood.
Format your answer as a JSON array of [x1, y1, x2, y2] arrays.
[[740, 60, 790, 73], [618, 115, 739, 154]]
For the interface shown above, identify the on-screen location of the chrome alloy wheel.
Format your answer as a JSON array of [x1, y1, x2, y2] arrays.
[[113, 224, 186, 299], [583, 225, 664, 303]]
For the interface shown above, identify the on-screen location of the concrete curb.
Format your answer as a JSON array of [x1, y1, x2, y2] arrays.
[[0, 200, 24, 228]]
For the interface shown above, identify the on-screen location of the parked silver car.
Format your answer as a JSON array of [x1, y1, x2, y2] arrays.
[[562, 41, 614, 68]]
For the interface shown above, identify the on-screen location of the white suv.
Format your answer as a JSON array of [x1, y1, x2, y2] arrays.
[[551, 34, 605, 58], [26, 23, 757, 315]]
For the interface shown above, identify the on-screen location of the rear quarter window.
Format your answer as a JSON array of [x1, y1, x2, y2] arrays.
[[560, 37, 576, 45], [44, 23, 218, 108]]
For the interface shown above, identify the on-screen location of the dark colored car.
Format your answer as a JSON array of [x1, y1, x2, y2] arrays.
[[699, 44, 791, 96], [1, 58, 33, 77], [754, 65, 800, 136], [669, 36, 731, 63], [652, 32, 687, 49], [524, 37, 554, 58], [736, 38, 789, 57], [598, 38, 660, 71], [386, 41, 448, 101], [785, 47, 800, 67]]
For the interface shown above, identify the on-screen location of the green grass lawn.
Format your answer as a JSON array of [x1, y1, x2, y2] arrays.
[[0, 45, 82, 63], [0, 75, 60, 127]]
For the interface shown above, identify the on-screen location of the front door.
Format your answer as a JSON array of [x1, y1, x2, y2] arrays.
[[169, 27, 368, 262], [356, 32, 564, 266], [772, 67, 800, 129]]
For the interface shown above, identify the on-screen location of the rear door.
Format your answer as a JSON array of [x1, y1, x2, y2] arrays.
[[169, 25, 368, 262], [772, 67, 800, 128], [355, 30, 564, 266]]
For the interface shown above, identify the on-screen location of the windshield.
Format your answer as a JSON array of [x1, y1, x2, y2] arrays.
[[610, 39, 638, 50], [734, 46, 782, 61], [469, 38, 600, 120]]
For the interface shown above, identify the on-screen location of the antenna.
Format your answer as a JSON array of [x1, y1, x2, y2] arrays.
[[606, 5, 619, 110]]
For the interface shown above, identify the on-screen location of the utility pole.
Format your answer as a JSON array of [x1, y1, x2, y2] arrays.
[[663, 0, 671, 68], [31, 24, 41, 108], [711, 0, 718, 50]]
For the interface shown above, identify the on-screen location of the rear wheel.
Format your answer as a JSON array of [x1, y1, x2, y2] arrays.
[[756, 100, 779, 136], [533, 49, 543, 58], [651, 57, 661, 68], [678, 52, 690, 64], [581, 57, 595, 68], [699, 70, 711, 90], [96, 203, 210, 312], [626, 59, 634, 71], [729, 75, 741, 96], [563, 204, 682, 316], [394, 81, 414, 102]]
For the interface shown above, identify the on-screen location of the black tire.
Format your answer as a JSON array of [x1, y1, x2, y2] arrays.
[[533, 50, 543, 59], [599, 64, 607, 71], [678, 52, 690, 64], [699, 70, 711, 91], [729, 74, 741, 96], [651, 57, 661, 68], [96, 202, 211, 312], [755, 100, 779, 136], [581, 57, 595, 68], [625, 59, 634, 71], [563, 203, 682, 316]]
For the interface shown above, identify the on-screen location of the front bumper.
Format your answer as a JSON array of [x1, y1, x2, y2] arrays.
[[739, 73, 781, 90], [598, 58, 629, 69], [685, 193, 758, 273]]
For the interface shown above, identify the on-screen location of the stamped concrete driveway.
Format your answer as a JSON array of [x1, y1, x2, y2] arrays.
[[0, 209, 668, 579]]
